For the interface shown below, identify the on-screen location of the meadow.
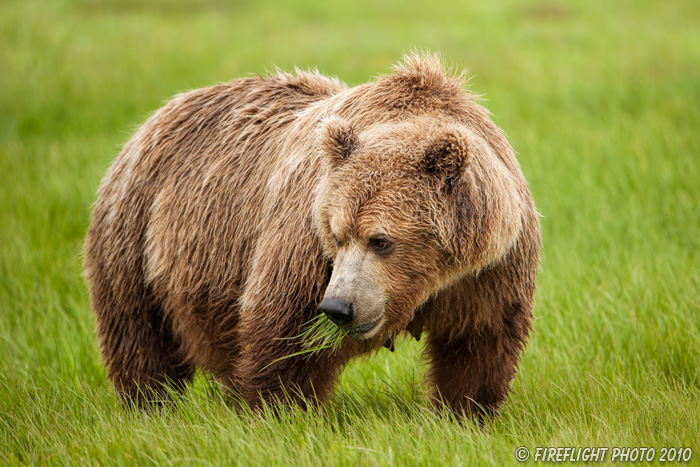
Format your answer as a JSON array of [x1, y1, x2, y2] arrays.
[[1, 0, 699, 464]]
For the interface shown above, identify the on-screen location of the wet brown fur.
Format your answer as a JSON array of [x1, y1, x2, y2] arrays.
[[84, 53, 541, 418]]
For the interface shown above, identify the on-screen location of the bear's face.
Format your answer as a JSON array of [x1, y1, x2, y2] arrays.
[[313, 116, 473, 339]]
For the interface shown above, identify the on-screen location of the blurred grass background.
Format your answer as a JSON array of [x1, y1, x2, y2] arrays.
[[1, 0, 699, 464]]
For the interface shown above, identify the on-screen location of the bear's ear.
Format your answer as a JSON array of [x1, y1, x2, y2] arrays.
[[317, 116, 359, 167], [420, 128, 471, 190]]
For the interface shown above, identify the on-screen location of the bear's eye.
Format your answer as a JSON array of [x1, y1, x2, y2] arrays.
[[332, 235, 341, 248], [369, 237, 393, 255]]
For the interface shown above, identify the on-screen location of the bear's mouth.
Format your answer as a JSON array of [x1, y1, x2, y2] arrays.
[[344, 317, 382, 340]]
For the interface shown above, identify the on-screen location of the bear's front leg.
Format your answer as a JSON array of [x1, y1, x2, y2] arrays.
[[425, 312, 530, 420], [232, 327, 346, 411]]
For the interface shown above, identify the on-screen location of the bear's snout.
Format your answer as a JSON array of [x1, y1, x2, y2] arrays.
[[318, 298, 353, 326], [323, 246, 387, 338]]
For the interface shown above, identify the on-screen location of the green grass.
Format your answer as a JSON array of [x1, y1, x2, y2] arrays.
[[266, 316, 348, 371], [1, 0, 699, 464]]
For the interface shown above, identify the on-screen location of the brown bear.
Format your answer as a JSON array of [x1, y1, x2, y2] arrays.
[[84, 52, 540, 419]]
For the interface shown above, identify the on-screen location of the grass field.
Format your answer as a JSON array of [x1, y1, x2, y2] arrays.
[[2, 0, 699, 464]]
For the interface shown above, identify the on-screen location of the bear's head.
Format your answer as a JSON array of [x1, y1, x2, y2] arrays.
[[312, 113, 524, 340]]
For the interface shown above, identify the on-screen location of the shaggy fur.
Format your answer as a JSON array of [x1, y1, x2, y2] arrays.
[[84, 53, 541, 418]]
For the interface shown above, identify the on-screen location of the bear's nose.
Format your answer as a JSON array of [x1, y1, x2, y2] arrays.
[[319, 298, 353, 327]]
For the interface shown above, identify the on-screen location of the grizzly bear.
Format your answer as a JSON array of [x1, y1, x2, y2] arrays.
[[84, 52, 540, 419]]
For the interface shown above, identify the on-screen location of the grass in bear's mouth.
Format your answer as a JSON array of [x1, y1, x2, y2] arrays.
[[296, 314, 348, 353], [264, 315, 347, 369]]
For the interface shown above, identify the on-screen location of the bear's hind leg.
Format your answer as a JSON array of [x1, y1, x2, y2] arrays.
[[94, 292, 194, 408]]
